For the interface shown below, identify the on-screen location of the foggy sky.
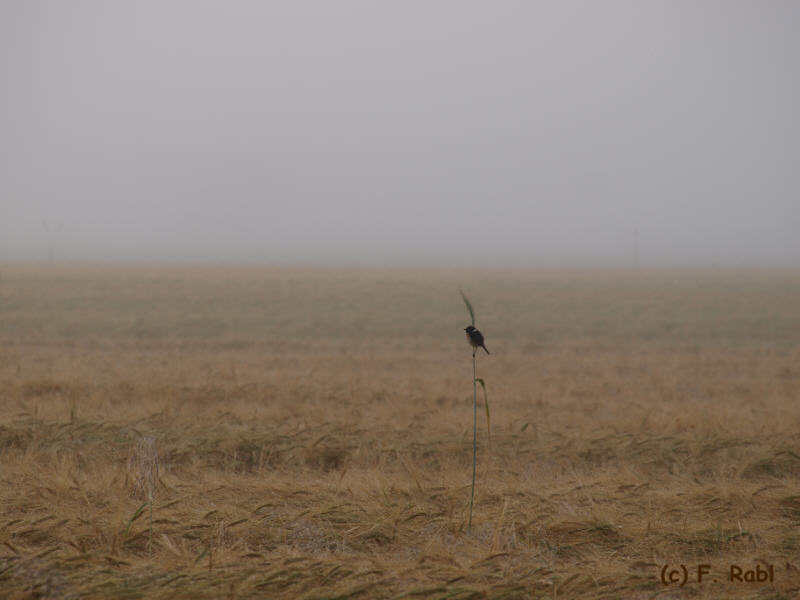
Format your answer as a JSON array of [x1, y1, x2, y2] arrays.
[[1, 1, 798, 267]]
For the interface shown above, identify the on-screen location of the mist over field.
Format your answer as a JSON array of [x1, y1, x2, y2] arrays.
[[2, 2, 799, 267], [3, 5, 800, 597]]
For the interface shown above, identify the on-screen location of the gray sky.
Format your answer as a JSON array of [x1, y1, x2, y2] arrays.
[[1, 1, 798, 267]]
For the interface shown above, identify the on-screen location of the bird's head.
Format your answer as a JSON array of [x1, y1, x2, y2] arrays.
[[464, 326, 476, 333]]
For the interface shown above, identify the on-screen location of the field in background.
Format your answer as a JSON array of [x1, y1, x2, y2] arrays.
[[1, 265, 799, 599]]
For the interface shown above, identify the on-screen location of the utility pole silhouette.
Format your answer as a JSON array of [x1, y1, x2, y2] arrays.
[[41, 219, 63, 264], [624, 227, 640, 268]]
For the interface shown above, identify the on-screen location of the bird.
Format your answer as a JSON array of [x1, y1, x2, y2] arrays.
[[464, 325, 489, 355]]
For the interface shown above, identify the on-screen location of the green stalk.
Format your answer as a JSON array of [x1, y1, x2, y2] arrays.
[[469, 350, 477, 531], [148, 497, 153, 557]]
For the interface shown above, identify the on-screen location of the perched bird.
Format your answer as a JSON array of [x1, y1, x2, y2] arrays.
[[464, 325, 490, 355]]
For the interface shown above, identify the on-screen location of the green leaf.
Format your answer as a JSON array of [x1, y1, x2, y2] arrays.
[[194, 544, 210, 565], [123, 502, 149, 535], [475, 377, 490, 443], [459, 288, 475, 326]]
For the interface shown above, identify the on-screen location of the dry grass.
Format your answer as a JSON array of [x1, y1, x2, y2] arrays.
[[1, 264, 799, 599]]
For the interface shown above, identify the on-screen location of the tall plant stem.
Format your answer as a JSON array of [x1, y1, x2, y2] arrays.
[[148, 495, 153, 558], [469, 351, 477, 531]]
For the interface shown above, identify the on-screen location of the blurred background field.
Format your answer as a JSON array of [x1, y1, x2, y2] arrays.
[[1, 265, 799, 599]]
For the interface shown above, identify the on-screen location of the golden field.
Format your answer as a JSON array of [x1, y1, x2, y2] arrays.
[[1, 264, 799, 599]]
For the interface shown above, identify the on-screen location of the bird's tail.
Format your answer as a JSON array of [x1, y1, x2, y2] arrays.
[[482, 345, 490, 355]]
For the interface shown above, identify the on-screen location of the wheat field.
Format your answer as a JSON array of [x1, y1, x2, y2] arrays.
[[1, 264, 799, 599]]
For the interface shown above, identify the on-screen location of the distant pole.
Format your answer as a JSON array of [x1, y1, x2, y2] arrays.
[[41, 219, 63, 265]]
